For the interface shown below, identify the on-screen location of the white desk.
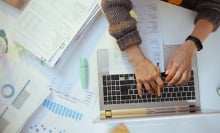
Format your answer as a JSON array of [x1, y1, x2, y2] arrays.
[[1, 1, 220, 133]]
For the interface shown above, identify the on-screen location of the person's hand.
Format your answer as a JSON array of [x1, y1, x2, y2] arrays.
[[125, 45, 164, 96], [165, 40, 197, 86]]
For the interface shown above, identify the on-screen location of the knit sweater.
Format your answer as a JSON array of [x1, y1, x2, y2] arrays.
[[101, 0, 220, 51]]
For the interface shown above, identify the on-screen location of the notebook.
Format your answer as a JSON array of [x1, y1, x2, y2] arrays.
[[97, 45, 200, 119]]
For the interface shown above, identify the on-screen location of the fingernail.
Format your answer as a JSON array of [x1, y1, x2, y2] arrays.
[[168, 83, 172, 86], [165, 70, 169, 75], [138, 91, 142, 97]]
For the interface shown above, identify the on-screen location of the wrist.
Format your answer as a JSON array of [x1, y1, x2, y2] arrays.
[[185, 35, 203, 51], [125, 44, 146, 64], [184, 40, 198, 53]]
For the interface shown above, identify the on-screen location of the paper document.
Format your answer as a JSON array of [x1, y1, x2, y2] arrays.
[[21, 85, 98, 133], [14, 0, 100, 67], [109, 0, 165, 74], [0, 55, 51, 133]]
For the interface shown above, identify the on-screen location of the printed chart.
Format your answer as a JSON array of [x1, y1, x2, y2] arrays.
[[22, 90, 97, 133], [42, 99, 83, 121]]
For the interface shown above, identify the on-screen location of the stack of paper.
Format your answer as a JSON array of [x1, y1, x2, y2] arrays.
[[14, 0, 100, 67], [0, 40, 51, 133]]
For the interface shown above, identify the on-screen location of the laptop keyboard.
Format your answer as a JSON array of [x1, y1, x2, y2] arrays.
[[102, 71, 196, 105]]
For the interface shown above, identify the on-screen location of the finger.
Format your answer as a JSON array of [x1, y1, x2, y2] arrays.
[[143, 82, 154, 95], [154, 77, 163, 95], [146, 70, 163, 93], [137, 82, 143, 97], [165, 59, 173, 75], [188, 71, 192, 81], [148, 90, 155, 95], [168, 70, 182, 86], [149, 80, 157, 92], [165, 65, 178, 83], [187, 71, 192, 83], [177, 71, 189, 85], [155, 76, 164, 88]]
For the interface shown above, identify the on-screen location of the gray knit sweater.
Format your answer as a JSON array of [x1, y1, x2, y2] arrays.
[[101, 0, 220, 51]]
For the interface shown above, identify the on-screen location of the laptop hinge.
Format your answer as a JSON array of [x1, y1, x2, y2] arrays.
[[189, 105, 196, 113], [105, 110, 112, 118]]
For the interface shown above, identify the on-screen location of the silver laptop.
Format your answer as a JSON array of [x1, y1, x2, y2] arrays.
[[97, 45, 200, 119]]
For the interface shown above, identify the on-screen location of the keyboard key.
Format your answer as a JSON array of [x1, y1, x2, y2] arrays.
[[121, 95, 131, 100], [120, 80, 133, 85], [129, 89, 133, 94], [120, 86, 130, 95], [132, 95, 136, 99], [103, 90, 107, 96], [117, 96, 120, 100], [104, 97, 107, 101], [189, 87, 195, 91], [188, 81, 194, 86], [111, 75, 119, 80], [187, 92, 191, 96]]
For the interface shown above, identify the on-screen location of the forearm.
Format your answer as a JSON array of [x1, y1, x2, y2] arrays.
[[195, 0, 220, 31], [125, 44, 146, 65], [190, 19, 214, 42], [183, 19, 213, 53]]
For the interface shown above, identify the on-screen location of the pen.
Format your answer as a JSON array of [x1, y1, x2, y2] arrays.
[[157, 62, 161, 97]]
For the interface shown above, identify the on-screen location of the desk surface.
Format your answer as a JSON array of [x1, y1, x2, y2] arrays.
[[1, 0, 220, 133]]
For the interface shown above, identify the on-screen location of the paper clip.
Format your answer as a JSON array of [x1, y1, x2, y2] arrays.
[[217, 87, 220, 97]]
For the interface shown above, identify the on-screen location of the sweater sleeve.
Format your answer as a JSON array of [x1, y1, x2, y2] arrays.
[[195, 0, 220, 31], [101, 0, 142, 51]]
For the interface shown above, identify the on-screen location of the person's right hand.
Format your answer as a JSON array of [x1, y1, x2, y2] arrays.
[[125, 45, 164, 96]]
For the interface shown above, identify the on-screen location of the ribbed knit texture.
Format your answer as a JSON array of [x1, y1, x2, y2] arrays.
[[101, 0, 220, 51], [195, 0, 220, 31], [101, 0, 141, 50]]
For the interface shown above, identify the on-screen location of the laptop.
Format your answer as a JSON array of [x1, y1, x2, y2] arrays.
[[97, 45, 200, 119]]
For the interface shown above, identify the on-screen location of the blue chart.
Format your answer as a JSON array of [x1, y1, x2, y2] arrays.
[[43, 99, 83, 121]]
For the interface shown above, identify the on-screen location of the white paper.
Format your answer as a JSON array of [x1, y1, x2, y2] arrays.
[[46, 5, 100, 67], [14, 0, 100, 66], [133, 0, 161, 34], [0, 54, 51, 133], [109, 0, 164, 74], [21, 85, 98, 133]]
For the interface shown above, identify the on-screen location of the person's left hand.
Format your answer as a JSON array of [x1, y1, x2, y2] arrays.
[[165, 40, 197, 86]]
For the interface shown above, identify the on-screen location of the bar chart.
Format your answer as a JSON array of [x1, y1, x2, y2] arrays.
[[42, 99, 83, 121]]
